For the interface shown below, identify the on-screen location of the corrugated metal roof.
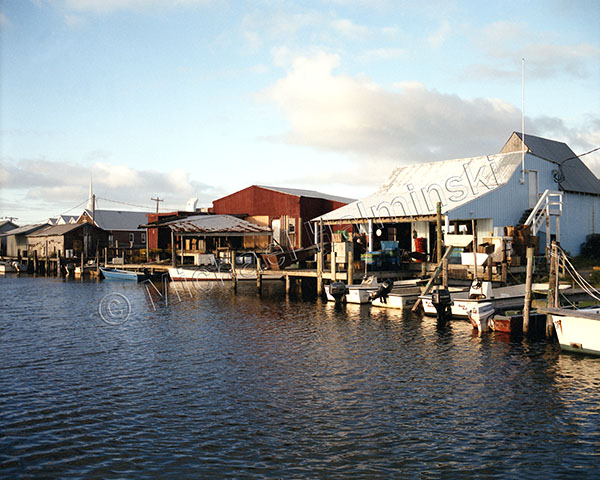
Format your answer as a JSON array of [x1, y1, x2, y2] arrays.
[[81, 209, 149, 231], [164, 214, 272, 236], [29, 223, 93, 237], [257, 185, 355, 204], [0, 223, 48, 237], [510, 132, 600, 195], [314, 152, 522, 223]]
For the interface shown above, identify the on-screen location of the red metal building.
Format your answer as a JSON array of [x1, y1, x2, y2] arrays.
[[211, 185, 354, 249]]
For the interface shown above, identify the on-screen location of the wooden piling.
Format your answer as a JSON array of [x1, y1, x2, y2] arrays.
[[471, 219, 477, 280], [347, 246, 354, 285], [317, 219, 324, 296], [523, 246, 534, 333], [231, 250, 237, 291], [331, 250, 337, 282], [546, 242, 558, 336], [436, 202, 443, 263]]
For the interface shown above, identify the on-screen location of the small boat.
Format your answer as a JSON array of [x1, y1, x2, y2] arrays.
[[324, 277, 425, 306], [539, 306, 600, 355], [467, 302, 495, 332], [100, 267, 156, 282], [370, 280, 425, 310], [324, 276, 380, 304], [0, 262, 17, 273]]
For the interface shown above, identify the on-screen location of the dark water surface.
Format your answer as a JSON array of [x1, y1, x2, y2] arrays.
[[1, 275, 599, 479]]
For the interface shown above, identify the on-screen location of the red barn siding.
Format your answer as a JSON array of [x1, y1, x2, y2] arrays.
[[212, 186, 350, 248]]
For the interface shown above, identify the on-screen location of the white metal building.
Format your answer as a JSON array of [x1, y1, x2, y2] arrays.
[[314, 132, 600, 256]]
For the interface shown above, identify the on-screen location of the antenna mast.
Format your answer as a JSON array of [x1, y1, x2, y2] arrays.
[[520, 58, 526, 184]]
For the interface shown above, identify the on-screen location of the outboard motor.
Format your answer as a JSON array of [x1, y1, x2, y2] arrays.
[[329, 282, 348, 303], [431, 287, 452, 322], [370, 279, 394, 303]]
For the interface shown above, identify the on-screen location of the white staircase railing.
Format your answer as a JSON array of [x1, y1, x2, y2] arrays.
[[524, 189, 563, 249]]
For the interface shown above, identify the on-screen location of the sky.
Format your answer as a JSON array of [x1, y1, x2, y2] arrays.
[[1, 0, 599, 224]]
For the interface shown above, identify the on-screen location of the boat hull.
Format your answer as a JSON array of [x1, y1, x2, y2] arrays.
[[100, 268, 144, 281], [371, 292, 420, 309], [324, 285, 377, 304], [542, 308, 600, 355]]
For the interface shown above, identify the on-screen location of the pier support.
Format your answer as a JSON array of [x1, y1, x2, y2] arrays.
[[523, 246, 534, 333], [347, 247, 354, 285], [546, 242, 559, 336]]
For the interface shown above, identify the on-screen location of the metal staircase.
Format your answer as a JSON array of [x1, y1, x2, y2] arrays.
[[523, 190, 563, 250]]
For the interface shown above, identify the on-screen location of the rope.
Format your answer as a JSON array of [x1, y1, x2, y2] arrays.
[[551, 246, 600, 302]]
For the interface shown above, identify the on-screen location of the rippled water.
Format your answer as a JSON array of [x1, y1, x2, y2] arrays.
[[1, 275, 599, 478]]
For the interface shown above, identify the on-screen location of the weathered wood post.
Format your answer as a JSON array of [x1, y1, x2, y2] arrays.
[[33, 250, 38, 273], [523, 246, 534, 333], [442, 257, 448, 289], [486, 255, 493, 281], [171, 230, 176, 267], [285, 274, 291, 295], [316, 219, 324, 296], [331, 249, 337, 282], [231, 249, 237, 291], [347, 244, 354, 285], [471, 219, 477, 281], [256, 258, 262, 293], [57, 250, 62, 277], [436, 202, 443, 263], [546, 242, 558, 336]]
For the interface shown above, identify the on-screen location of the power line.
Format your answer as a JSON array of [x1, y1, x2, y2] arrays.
[[95, 196, 155, 211]]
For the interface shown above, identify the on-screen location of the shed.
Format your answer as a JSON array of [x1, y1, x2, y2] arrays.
[[162, 214, 272, 265], [1, 224, 49, 258], [314, 132, 600, 256], [28, 223, 108, 258], [0, 220, 19, 256], [212, 185, 354, 249]]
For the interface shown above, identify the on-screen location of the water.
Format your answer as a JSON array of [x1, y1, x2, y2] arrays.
[[1, 275, 599, 478]]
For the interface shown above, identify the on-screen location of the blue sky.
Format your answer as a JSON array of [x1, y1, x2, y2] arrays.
[[1, 0, 599, 224]]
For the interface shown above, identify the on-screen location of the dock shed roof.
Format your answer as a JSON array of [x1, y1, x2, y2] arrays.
[[80, 209, 149, 232], [163, 214, 272, 237], [0, 223, 48, 237], [314, 152, 522, 224], [502, 132, 600, 195], [256, 185, 356, 204], [29, 223, 102, 237]]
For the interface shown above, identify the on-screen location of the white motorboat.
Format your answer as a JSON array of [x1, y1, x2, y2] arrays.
[[540, 307, 600, 355], [370, 284, 424, 310], [324, 276, 380, 304]]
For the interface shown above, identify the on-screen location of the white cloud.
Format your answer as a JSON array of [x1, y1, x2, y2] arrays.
[[330, 18, 369, 38], [0, 158, 218, 222], [361, 47, 406, 61], [475, 20, 600, 79], [427, 19, 450, 49], [63, 0, 214, 13], [261, 52, 600, 175]]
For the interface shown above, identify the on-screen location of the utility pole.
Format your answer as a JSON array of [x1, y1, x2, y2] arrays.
[[151, 196, 163, 213]]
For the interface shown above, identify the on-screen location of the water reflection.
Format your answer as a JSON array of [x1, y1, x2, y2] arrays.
[[1, 275, 599, 478]]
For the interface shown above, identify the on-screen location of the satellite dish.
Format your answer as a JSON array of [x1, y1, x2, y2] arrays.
[[185, 197, 198, 212]]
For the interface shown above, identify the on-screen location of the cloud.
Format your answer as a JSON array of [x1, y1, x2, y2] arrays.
[[330, 18, 369, 38], [261, 52, 600, 176], [0, 158, 219, 222], [427, 19, 450, 49], [474, 20, 600, 79], [63, 0, 214, 13], [360, 48, 406, 61]]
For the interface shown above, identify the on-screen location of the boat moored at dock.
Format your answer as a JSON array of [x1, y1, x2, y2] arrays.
[[539, 307, 600, 355]]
